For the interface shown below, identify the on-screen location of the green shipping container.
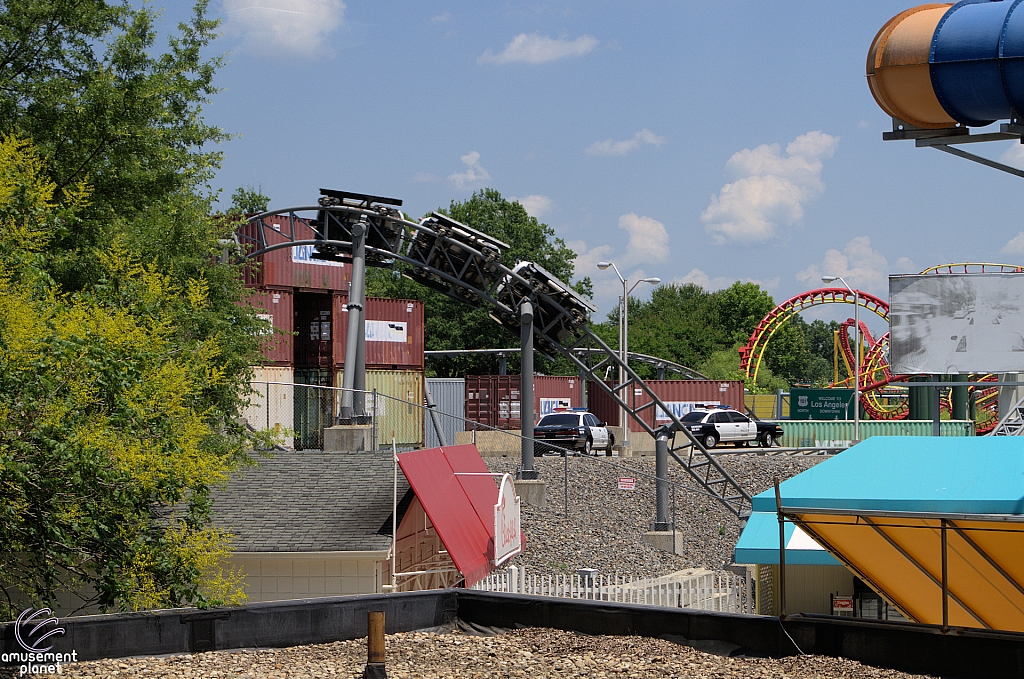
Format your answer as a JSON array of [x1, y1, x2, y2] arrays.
[[336, 369, 424, 449], [772, 420, 975, 448]]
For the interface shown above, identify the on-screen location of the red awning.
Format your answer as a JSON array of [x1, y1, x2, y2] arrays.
[[397, 444, 516, 587]]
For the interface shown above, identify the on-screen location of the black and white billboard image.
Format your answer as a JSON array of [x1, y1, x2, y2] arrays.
[[889, 273, 1024, 374]]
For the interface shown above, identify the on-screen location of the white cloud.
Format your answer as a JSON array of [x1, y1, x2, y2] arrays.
[[1000, 143, 1024, 168], [672, 269, 779, 292], [478, 33, 598, 64], [1002, 232, 1024, 255], [430, 12, 452, 23], [222, 0, 345, 57], [894, 256, 919, 273], [618, 213, 669, 266], [585, 129, 666, 157], [511, 194, 553, 218], [701, 130, 839, 244], [797, 236, 891, 293], [448, 151, 490, 188]]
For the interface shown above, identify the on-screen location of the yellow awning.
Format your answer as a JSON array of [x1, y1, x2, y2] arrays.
[[787, 508, 1024, 632]]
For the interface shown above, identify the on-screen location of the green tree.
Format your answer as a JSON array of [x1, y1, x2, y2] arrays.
[[368, 189, 590, 377], [0, 0, 226, 291], [0, 137, 267, 616], [0, 1, 269, 615]]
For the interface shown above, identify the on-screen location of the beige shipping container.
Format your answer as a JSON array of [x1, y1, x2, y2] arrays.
[[245, 366, 295, 449], [336, 369, 424, 448]]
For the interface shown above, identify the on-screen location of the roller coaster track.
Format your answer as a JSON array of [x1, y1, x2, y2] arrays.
[[238, 201, 752, 517], [739, 287, 890, 386]]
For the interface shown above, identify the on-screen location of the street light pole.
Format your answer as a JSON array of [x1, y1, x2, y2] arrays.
[[598, 262, 660, 454], [823, 275, 860, 443]]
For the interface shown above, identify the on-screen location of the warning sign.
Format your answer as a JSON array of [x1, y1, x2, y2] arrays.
[[618, 477, 636, 491], [832, 596, 854, 612]]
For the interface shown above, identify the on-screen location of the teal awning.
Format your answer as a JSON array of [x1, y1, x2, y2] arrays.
[[733, 511, 840, 566]]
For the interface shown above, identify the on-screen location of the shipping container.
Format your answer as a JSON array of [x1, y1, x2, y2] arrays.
[[244, 367, 294, 449], [246, 289, 294, 366], [294, 368, 335, 450], [336, 369, 425, 448], [425, 378, 465, 448], [775, 420, 975, 448], [333, 295, 425, 370], [464, 375, 583, 430], [293, 291, 335, 369], [587, 379, 746, 432], [261, 214, 349, 290]]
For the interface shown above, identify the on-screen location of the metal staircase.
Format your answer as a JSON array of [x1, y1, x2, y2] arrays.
[[239, 194, 752, 517]]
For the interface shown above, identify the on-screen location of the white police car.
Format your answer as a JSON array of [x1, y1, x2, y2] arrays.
[[679, 406, 783, 448]]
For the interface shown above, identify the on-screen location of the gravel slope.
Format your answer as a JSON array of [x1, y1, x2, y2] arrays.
[[485, 453, 825, 577], [31, 627, 932, 678]]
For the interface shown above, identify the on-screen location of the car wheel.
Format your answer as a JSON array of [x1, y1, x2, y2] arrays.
[[761, 432, 775, 448], [703, 433, 718, 449], [605, 433, 615, 456], [584, 437, 593, 455]]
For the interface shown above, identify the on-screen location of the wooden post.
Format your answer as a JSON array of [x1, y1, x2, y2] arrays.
[[364, 610, 386, 678]]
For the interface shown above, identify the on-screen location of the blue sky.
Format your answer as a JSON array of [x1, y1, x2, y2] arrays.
[[159, 1, 1024, 324]]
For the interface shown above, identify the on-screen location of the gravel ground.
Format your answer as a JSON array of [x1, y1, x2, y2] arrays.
[[17, 627, 932, 679], [486, 452, 824, 577]]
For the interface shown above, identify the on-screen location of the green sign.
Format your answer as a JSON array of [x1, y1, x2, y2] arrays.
[[789, 388, 856, 420]]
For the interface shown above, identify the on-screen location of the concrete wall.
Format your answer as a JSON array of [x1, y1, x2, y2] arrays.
[[231, 552, 386, 602]]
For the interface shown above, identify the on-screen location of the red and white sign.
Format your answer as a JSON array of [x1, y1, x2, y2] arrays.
[[494, 474, 522, 566], [832, 596, 854, 612], [618, 477, 636, 491]]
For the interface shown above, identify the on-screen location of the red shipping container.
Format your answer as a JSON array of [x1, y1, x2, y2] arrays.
[[464, 375, 582, 429], [333, 295, 425, 370], [587, 379, 746, 432], [246, 289, 294, 366], [250, 215, 350, 291]]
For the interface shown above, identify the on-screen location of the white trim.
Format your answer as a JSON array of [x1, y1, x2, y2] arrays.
[[232, 551, 390, 560]]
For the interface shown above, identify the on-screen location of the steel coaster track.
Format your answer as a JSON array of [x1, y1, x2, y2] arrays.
[[239, 204, 752, 518]]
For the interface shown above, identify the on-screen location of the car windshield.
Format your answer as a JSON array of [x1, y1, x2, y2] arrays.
[[537, 414, 579, 426], [681, 411, 706, 422]]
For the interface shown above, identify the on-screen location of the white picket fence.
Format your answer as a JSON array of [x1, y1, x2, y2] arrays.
[[472, 567, 751, 614]]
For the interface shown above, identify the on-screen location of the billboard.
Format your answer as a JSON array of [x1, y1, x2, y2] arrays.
[[889, 273, 1024, 374]]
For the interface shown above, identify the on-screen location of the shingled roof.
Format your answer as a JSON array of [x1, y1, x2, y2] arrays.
[[211, 451, 410, 553]]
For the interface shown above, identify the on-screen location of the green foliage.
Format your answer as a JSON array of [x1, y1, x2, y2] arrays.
[[230, 185, 270, 216], [0, 135, 267, 617], [0, 0, 227, 291], [762, 316, 838, 387], [0, 0, 267, 616], [368, 189, 589, 377]]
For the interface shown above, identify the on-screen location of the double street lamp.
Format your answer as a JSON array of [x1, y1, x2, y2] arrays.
[[598, 261, 660, 452], [822, 275, 860, 443]]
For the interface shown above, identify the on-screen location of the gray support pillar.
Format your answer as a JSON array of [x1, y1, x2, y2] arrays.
[[654, 427, 670, 530], [951, 374, 969, 420], [579, 366, 587, 409], [340, 218, 367, 422], [498, 353, 507, 376], [657, 365, 666, 380], [998, 373, 1020, 422], [519, 301, 537, 479], [425, 384, 447, 447], [932, 386, 941, 436], [775, 389, 785, 419]]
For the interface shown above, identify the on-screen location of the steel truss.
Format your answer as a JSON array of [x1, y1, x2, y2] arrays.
[[240, 203, 752, 517]]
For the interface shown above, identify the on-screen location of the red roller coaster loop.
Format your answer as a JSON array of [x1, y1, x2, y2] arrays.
[[739, 287, 889, 385]]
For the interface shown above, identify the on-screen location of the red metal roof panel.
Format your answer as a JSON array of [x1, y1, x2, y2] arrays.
[[396, 446, 494, 586]]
